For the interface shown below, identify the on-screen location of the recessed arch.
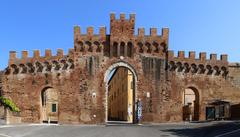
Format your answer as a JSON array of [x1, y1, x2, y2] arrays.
[[94, 41, 101, 52], [104, 61, 138, 124], [182, 86, 200, 121], [160, 42, 167, 52], [85, 41, 92, 52], [127, 42, 133, 57], [112, 42, 118, 57], [145, 42, 151, 53], [198, 64, 205, 74], [169, 61, 176, 71], [183, 63, 190, 73], [76, 41, 84, 52], [19, 64, 27, 74], [152, 41, 159, 53], [40, 86, 59, 123], [206, 65, 213, 75], [120, 42, 125, 56], [176, 62, 183, 72], [213, 66, 220, 75], [191, 63, 198, 73], [104, 62, 138, 83], [137, 42, 143, 53]]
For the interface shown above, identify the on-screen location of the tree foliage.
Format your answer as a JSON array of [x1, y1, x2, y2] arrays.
[[0, 96, 20, 112]]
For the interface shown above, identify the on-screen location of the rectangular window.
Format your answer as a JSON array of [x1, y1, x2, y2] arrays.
[[52, 103, 57, 112]]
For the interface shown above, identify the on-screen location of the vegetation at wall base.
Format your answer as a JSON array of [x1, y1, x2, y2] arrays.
[[0, 96, 20, 112]]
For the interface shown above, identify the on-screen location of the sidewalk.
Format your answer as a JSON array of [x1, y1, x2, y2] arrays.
[[0, 119, 5, 125]]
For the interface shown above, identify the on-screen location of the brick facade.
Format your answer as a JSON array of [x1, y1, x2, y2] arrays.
[[1, 13, 240, 124]]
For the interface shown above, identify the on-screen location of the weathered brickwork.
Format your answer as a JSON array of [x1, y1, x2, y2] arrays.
[[1, 13, 240, 124], [228, 63, 240, 88], [0, 71, 4, 120]]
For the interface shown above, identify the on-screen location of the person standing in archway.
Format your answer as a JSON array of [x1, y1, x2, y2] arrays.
[[128, 104, 132, 122], [136, 99, 142, 123]]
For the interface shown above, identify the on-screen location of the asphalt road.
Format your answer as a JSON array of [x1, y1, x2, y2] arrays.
[[0, 121, 240, 137]]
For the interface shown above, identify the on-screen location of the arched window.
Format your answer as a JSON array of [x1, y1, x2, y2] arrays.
[[127, 42, 133, 57], [113, 42, 118, 57], [120, 42, 125, 56]]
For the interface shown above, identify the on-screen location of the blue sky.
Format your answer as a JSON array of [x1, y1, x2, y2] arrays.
[[0, 0, 240, 70]]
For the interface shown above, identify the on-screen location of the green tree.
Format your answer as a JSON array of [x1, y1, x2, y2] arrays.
[[0, 96, 20, 112]]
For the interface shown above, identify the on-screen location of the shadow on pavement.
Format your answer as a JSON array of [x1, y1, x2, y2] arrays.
[[161, 121, 240, 137]]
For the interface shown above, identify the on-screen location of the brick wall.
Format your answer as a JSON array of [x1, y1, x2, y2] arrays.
[[1, 13, 240, 124]]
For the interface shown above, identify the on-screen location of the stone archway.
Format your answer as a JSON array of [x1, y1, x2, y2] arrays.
[[40, 87, 59, 123], [182, 87, 200, 121], [104, 61, 138, 123]]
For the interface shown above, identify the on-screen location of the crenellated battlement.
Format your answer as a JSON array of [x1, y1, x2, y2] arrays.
[[136, 27, 169, 40], [9, 49, 74, 64], [74, 13, 169, 57], [74, 26, 107, 41], [167, 50, 228, 63], [110, 13, 135, 22], [74, 26, 106, 54], [6, 49, 75, 75], [6, 13, 229, 77], [167, 50, 228, 77]]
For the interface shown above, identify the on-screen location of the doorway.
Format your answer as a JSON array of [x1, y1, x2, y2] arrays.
[[41, 87, 59, 123], [106, 66, 135, 123], [183, 87, 200, 121]]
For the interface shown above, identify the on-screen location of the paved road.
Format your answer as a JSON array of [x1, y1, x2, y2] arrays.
[[0, 121, 240, 137]]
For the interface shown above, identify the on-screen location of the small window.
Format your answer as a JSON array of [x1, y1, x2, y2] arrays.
[[52, 103, 57, 112]]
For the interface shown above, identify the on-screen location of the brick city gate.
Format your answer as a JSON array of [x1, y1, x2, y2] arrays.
[[1, 13, 240, 125]]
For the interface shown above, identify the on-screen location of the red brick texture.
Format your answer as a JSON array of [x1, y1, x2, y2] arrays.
[[1, 14, 240, 124]]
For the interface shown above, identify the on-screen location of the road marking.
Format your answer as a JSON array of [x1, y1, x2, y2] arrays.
[[0, 133, 12, 137], [214, 128, 240, 137]]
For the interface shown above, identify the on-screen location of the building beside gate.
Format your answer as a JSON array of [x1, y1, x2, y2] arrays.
[[1, 13, 240, 124]]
